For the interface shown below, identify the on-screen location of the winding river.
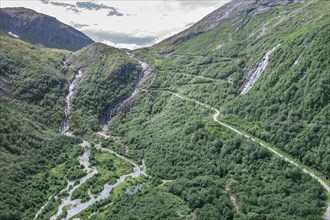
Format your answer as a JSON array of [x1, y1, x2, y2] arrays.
[[50, 141, 98, 220], [33, 55, 330, 219], [52, 157, 146, 220]]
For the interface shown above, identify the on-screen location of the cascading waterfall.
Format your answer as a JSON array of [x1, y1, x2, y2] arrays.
[[59, 69, 83, 135], [240, 44, 281, 95], [293, 54, 302, 66]]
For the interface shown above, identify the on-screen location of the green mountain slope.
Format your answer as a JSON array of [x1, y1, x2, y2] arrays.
[[0, 36, 143, 219], [0, 36, 70, 128], [0, 36, 81, 220], [102, 0, 329, 219], [66, 43, 142, 134], [1, 0, 329, 219], [135, 0, 329, 177]]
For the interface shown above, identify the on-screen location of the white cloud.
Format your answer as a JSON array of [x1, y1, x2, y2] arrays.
[[101, 40, 154, 50], [83, 29, 157, 45], [175, 0, 229, 9], [1, 0, 231, 49]]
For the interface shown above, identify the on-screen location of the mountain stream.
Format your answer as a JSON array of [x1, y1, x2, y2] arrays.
[[35, 59, 148, 219], [240, 44, 281, 95]]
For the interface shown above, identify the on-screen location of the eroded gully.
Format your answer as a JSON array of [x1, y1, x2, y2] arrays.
[[102, 58, 151, 134]]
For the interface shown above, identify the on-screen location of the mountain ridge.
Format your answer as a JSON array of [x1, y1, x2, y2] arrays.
[[151, 0, 305, 53], [0, 7, 94, 51]]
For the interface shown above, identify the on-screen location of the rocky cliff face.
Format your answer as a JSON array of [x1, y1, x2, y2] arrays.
[[0, 7, 94, 51]]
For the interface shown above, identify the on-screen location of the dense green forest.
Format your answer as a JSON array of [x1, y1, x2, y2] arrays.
[[0, 36, 70, 129], [104, 186, 190, 220], [0, 37, 83, 219], [104, 0, 329, 218], [134, 0, 329, 177], [0, 37, 142, 219], [108, 89, 326, 219], [67, 43, 142, 134], [0, 0, 329, 219]]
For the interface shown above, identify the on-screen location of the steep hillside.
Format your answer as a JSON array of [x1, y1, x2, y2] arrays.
[[1, 0, 329, 219], [0, 36, 82, 220], [104, 0, 329, 219], [65, 43, 142, 134], [0, 36, 143, 219], [134, 0, 329, 177], [0, 7, 93, 51], [152, 0, 305, 54], [0, 36, 70, 128]]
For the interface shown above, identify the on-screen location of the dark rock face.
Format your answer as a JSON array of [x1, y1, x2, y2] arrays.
[[0, 7, 94, 51]]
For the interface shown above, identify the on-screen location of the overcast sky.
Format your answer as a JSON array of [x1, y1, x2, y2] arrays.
[[1, 0, 230, 49]]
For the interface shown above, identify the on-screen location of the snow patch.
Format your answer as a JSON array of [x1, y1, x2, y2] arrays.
[[8, 32, 19, 38], [240, 44, 281, 95]]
